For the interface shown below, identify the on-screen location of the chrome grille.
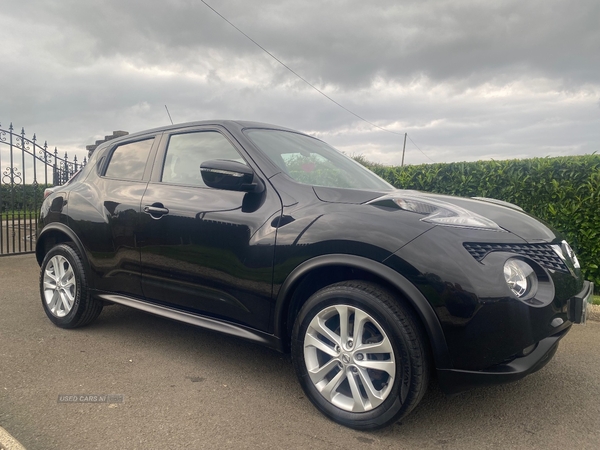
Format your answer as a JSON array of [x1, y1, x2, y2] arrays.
[[463, 243, 568, 273]]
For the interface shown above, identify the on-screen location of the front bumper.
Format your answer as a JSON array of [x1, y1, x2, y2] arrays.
[[437, 326, 568, 395], [568, 281, 593, 324], [436, 280, 593, 395]]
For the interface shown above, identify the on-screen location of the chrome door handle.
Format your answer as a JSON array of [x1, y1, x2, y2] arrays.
[[144, 205, 169, 218]]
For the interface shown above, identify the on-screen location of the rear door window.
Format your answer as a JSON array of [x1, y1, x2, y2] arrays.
[[104, 138, 155, 180]]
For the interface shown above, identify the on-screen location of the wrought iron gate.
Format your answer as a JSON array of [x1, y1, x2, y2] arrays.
[[0, 122, 85, 255]]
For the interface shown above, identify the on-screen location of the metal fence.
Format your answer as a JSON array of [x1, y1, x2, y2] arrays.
[[0, 122, 85, 255]]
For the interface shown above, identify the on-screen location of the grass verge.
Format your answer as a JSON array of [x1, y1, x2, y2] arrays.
[[1, 211, 38, 220]]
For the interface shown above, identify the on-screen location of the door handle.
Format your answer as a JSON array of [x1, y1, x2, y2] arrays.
[[144, 204, 169, 218]]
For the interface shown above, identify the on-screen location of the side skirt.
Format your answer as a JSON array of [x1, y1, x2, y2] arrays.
[[97, 293, 284, 352]]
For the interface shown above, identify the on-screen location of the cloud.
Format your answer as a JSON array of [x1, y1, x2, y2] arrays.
[[0, 0, 598, 167]]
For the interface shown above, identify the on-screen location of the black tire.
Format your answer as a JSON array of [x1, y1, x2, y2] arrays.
[[39, 243, 103, 328], [291, 281, 430, 430]]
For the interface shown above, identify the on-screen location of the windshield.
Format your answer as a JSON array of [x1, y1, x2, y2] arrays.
[[245, 129, 394, 191]]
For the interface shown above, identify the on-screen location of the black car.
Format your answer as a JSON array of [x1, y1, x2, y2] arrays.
[[36, 120, 593, 430]]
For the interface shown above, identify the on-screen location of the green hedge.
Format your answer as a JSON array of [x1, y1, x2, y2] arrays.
[[0, 184, 50, 212], [357, 154, 600, 288]]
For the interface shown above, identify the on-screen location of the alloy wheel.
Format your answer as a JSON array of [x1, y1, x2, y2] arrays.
[[43, 254, 76, 318], [303, 304, 396, 412]]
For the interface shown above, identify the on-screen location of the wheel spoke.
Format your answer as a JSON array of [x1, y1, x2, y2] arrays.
[[305, 333, 338, 358], [335, 305, 350, 344], [43, 279, 57, 291], [352, 308, 369, 343], [357, 337, 393, 355], [319, 368, 346, 402], [48, 290, 60, 312], [346, 370, 367, 412], [54, 256, 65, 280], [308, 358, 340, 385], [62, 265, 75, 287], [60, 290, 74, 312], [310, 316, 341, 347], [44, 266, 59, 284], [355, 359, 396, 377], [356, 367, 385, 408], [63, 286, 75, 303], [58, 292, 67, 313]]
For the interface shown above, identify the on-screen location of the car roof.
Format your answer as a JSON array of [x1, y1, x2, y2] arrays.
[[106, 120, 303, 145], [89, 120, 312, 179]]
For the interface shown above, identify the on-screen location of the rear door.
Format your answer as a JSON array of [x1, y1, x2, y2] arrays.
[[138, 126, 281, 331], [69, 135, 160, 297]]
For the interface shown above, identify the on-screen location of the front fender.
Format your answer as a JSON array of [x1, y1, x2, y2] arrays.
[[274, 254, 451, 369]]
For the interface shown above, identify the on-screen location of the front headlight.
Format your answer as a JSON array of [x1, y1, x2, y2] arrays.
[[368, 195, 505, 232], [504, 258, 538, 300]]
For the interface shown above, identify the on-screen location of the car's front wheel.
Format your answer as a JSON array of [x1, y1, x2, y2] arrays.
[[40, 243, 103, 328], [291, 281, 429, 430]]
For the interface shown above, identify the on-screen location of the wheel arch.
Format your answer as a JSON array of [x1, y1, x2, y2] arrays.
[[36, 223, 89, 270], [274, 254, 451, 369]]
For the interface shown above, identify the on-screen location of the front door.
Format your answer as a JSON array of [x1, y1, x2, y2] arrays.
[[138, 128, 281, 332]]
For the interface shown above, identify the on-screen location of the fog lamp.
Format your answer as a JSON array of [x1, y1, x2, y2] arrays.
[[503, 259, 538, 299]]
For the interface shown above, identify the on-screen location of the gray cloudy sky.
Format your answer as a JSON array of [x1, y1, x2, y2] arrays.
[[1, 0, 599, 166]]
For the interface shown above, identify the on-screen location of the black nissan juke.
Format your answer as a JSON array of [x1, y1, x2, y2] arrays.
[[36, 120, 593, 429]]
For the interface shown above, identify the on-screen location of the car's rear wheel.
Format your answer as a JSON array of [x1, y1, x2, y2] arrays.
[[291, 281, 429, 430], [40, 243, 103, 328]]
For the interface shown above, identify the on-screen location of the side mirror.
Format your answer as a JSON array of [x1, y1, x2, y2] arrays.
[[200, 160, 264, 193]]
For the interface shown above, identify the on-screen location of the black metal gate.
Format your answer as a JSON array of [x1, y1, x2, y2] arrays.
[[0, 122, 85, 256]]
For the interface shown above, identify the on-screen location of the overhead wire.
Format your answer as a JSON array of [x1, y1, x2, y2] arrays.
[[407, 136, 436, 164], [199, 0, 436, 164]]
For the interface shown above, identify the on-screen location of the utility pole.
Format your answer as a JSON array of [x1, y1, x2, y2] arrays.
[[401, 133, 407, 167]]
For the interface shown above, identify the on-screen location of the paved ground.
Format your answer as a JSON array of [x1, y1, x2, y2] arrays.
[[1, 254, 599, 450]]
